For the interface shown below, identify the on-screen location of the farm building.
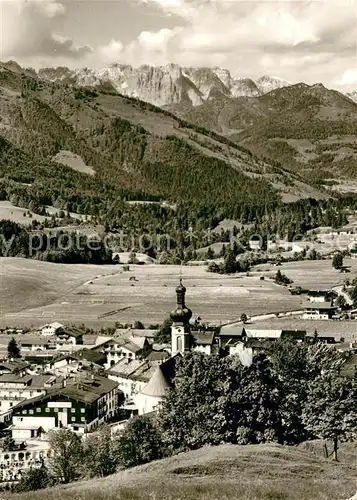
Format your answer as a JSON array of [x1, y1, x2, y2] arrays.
[[302, 302, 338, 320]]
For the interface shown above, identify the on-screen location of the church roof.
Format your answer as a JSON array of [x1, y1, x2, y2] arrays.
[[140, 366, 171, 397]]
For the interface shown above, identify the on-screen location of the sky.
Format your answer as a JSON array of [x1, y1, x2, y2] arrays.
[[0, 0, 356, 90]]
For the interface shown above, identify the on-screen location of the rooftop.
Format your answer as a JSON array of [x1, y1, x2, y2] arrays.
[[0, 373, 59, 388], [107, 358, 146, 378], [40, 322, 65, 330], [145, 350, 170, 362], [219, 326, 245, 337], [192, 330, 216, 345], [13, 375, 120, 409], [304, 302, 337, 310], [56, 328, 84, 339], [0, 360, 29, 372], [140, 366, 171, 397], [121, 341, 143, 354], [246, 329, 282, 339]]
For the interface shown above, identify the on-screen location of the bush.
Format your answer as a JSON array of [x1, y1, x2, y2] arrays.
[[15, 465, 54, 492]]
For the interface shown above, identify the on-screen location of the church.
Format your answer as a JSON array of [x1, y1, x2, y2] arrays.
[[170, 280, 216, 356], [131, 281, 216, 416]]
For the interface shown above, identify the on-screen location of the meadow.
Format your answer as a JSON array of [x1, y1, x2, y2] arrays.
[[0, 259, 302, 329], [7, 442, 357, 500], [252, 259, 357, 290], [2, 258, 357, 329]]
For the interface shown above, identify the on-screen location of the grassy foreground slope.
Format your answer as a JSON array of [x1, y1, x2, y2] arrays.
[[10, 443, 357, 500]]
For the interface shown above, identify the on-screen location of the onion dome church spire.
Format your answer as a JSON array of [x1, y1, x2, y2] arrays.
[[170, 280, 193, 356], [170, 279, 193, 325]]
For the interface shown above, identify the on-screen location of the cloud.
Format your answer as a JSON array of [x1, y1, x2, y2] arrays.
[[98, 27, 183, 66], [335, 69, 357, 86], [0, 0, 92, 62], [1, 0, 355, 89], [124, 0, 356, 86]]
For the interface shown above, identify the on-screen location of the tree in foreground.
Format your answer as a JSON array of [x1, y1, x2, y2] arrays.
[[83, 425, 118, 478], [116, 416, 164, 468], [7, 337, 21, 359], [159, 352, 282, 452], [302, 374, 357, 460], [48, 429, 83, 483]]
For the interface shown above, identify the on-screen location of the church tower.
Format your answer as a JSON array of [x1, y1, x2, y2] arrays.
[[170, 280, 192, 356]]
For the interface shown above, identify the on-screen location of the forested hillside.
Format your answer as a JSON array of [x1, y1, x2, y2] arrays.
[[169, 83, 357, 183], [0, 62, 353, 263]]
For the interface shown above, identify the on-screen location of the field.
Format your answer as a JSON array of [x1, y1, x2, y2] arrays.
[[252, 259, 357, 291], [0, 258, 302, 329], [53, 150, 95, 175], [8, 442, 357, 500], [0, 201, 47, 225]]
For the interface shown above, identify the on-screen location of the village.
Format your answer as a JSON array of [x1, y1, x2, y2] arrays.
[[0, 274, 355, 484]]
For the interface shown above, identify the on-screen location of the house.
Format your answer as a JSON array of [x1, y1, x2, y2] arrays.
[[55, 328, 83, 349], [307, 290, 335, 303], [41, 322, 65, 336], [227, 341, 254, 363], [302, 302, 338, 320], [191, 330, 216, 355], [18, 336, 55, 352], [11, 424, 44, 441], [218, 325, 246, 347], [107, 358, 147, 399], [0, 373, 60, 423], [45, 350, 106, 375], [11, 375, 123, 434], [107, 355, 178, 403], [219, 325, 306, 346], [114, 328, 157, 342], [306, 332, 337, 344], [0, 360, 30, 376], [92, 337, 149, 369]]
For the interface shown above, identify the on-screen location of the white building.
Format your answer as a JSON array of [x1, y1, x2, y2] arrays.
[[93, 338, 148, 370], [41, 322, 65, 336], [134, 366, 170, 415], [0, 374, 59, 423]]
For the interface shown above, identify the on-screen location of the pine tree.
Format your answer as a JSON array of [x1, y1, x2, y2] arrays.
[[7, 337, 21, 359], [332, 253, 343, 269]]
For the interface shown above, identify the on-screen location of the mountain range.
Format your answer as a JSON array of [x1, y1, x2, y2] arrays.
[[1, 59, 321, 220], [0, 59, 356, 225], [27, 62, 355, 107], [34, 64, 294, 107]]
